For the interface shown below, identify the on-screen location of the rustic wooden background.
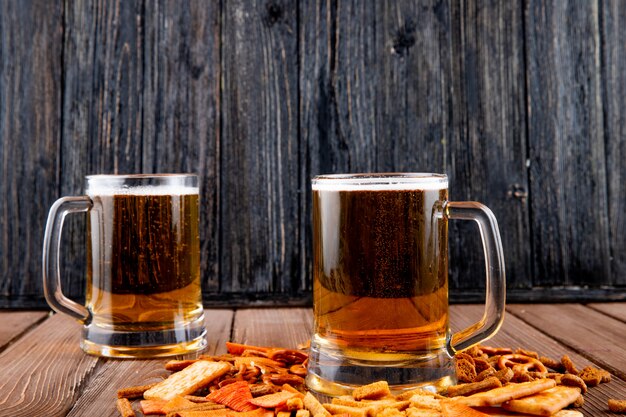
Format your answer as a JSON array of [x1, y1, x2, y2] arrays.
[[0, 0, 624, 308]]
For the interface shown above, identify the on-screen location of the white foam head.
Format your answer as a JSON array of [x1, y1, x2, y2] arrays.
[[86, 174, 198, 196], [86, 185, 198, 196], [312, 173, 448, 191]]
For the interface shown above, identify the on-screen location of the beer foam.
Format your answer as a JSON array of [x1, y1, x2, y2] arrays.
[[312, 175, 448, 191], [87, 185, 198, 196]]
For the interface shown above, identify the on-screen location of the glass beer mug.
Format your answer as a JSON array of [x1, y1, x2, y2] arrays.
[[42, 174, 206, 358], [306, 173, 506, 395]]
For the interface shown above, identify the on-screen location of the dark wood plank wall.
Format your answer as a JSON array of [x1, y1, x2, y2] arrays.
[[0, 0, 624, 308]]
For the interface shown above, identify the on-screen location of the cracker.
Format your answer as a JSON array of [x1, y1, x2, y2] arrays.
[[454, 379, 556, 407], [408, 395, 442, 412], [377, 408, 405, 417], [144, 360, 231, 401], [501, 386, 581, 416], [440, 401, 490, 416]]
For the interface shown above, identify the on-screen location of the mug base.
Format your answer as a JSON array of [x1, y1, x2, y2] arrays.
[[306, 336, 457, 396], [305, 372, 456, 398], [80, 314, 207, 358]]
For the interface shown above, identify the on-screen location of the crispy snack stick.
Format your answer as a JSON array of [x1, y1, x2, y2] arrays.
[[454, 379, 556, 407], [446, 377, 501, 397], [117, 383, 158, 399], [322, 403, 370, 417], [303, 392, 332, 417], [116, 398, 136, 417]]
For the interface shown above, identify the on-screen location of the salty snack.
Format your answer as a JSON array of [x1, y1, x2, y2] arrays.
[[578, 365, 611, 387], [454, 379, 557, 407], [608, 399, 626, 413], [560, 355, 579, 375], [352, 380, 392, 400], [445, 376, 502, 397], [498, 354, 547, 374], [500, 386, 581, 416], [117, 383, 158, 399], [116, 398, 136, 417], [114, 341, 613, 417], [144, 360, 231, 401], [440, 401, 489, 416], [303, 392, 331, 417], [455, 357, 478, 383], [559, 374, 587, 394]]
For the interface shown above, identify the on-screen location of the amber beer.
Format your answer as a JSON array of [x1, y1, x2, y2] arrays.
[[312, 186, 449, 354], [86, 190, 202, 330]]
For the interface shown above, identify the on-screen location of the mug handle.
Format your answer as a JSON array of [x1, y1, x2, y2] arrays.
[[42, 196, 93, 323], [445, 201, 506, 352]]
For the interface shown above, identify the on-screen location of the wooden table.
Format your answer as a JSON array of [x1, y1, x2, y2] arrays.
[[0, 304, 624, 417]]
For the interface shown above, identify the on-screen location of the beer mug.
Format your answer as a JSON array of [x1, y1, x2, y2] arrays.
[[306, 173, 505, 395], [43, 174, 206, 358]]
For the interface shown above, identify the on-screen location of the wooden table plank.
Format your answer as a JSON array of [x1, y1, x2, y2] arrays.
[[507, 303, 626, 380], [0, 313, 99, 417], [65, 309, 234, 417], [231, 308, 313, 348], [452, 304, 626, 417], [587, 302, 626, 323], [2, 306, 624, 417], [0, 310, 49, 349]]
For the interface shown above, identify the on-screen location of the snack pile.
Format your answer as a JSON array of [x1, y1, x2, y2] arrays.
[[116, 343, 624, 417]]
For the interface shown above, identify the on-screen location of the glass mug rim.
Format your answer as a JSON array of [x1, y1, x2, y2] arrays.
[[85, 173, 198, 195], [86, 173, 196, 180], [312, 172, 448, 190]]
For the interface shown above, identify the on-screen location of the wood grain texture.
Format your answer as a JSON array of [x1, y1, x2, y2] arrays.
[[525, 0, 611, 287], [452, 304, 626, 417], [507, 303, 626, 380], [220, 0, 302, 296], [2, 306, 625, 416], [140, 0, 221, 292], [2, 0, 626, 307], [587, 302, 626, 323], [0, 0, 63, 305], [0, 311, 48, 349], [601, 0, 626, 286], [231, 308, 312, 348], [61, 0, 146, 300], [0, 313, 98, 417], [447, 0, 531, 290], [65, 309, 233, 417]]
